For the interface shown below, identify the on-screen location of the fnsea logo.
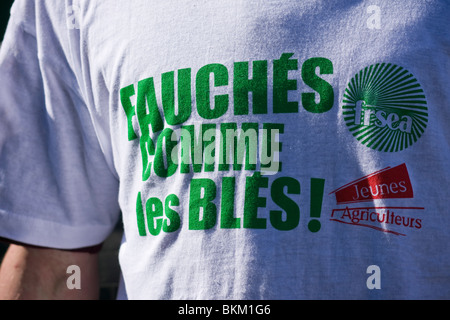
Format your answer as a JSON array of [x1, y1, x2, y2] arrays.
[[342, 63, 428, 152]]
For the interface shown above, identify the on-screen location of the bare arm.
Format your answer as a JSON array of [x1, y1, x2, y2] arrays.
[[0, 244, 99, 300]]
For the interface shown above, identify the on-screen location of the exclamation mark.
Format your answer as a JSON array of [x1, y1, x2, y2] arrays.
[[308, 178, 325, 233]]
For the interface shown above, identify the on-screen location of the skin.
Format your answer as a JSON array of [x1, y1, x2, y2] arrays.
[[0, 244, 99, 300]]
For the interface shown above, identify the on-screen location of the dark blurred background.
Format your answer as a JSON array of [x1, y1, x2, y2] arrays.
[[1, 0, 14, 43], [0, 0, 123, 300]]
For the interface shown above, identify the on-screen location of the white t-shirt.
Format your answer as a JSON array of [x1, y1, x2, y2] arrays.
[[1, 0, 449, 299]]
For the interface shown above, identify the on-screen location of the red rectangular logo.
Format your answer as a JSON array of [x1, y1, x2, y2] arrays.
[[331, 164, 414, 204]]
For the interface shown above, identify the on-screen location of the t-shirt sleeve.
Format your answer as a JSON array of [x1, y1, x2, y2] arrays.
[[0, 1, 120, 249]]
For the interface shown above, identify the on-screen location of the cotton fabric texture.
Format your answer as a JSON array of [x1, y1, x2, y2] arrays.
[[0, 0, 449, 299]]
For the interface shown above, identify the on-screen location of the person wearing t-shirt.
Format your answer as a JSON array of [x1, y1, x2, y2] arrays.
[[0, 0, 449, 300]]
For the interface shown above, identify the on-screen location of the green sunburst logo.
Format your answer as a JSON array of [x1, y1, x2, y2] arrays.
[[342, 63, 428, 152]]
